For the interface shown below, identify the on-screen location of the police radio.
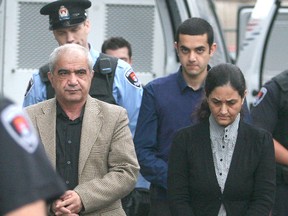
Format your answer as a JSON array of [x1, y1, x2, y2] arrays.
[[99, 58, 113, 75]]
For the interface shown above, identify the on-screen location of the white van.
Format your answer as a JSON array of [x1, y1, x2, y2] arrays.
[[236, 0, 288, 107], [0, 0, 231, 105]]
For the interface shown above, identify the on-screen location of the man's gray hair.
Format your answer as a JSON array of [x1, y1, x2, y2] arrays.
[[49, 44, 93, 73]]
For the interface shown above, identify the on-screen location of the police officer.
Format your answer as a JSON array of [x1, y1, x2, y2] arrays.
[[23, 0, 143, 136], [102, 36, 151, 216], [0, 96, 66, 216], [251, 70, 288, 216]]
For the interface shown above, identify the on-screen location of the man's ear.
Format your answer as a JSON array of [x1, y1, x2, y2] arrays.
[[174, 41, 178, 50], [47, 72, 54, 87], [84, 19, 91, 34], [174, 42, 179, 55], [209, 43, 217, 56]]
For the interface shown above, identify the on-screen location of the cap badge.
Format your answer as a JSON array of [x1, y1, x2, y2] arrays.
[[58, 5, 70, 21]]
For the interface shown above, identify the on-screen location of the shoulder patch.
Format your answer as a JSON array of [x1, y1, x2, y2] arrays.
[[1, 104, 38, 153], [125, 69, 141, 88], [253, 87, 267, 107]]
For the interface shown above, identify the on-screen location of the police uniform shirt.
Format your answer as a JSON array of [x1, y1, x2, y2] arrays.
[[251, 80, 280, 133], [250, 79, 288, 148], [0, 97, 66, 215]]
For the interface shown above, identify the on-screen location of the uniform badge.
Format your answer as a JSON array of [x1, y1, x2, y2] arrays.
[[1, 104, 38, 153], [253, 87, 267, 107], [59, 5, 70, 21], [125, 69, 141, 88]]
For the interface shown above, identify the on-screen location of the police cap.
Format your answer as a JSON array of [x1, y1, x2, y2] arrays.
[[40, 0, 91, 30]]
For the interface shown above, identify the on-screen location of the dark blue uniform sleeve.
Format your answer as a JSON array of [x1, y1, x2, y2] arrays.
[[134, 84, 168, 188], [0, 97, 66, 215], [250, 81, 280, 133]]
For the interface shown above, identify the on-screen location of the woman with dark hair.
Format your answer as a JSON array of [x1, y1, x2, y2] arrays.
[[168, 63, 275, 216]]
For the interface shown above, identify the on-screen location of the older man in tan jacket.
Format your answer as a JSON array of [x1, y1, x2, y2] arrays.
[[25, 43, 139, 216]]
